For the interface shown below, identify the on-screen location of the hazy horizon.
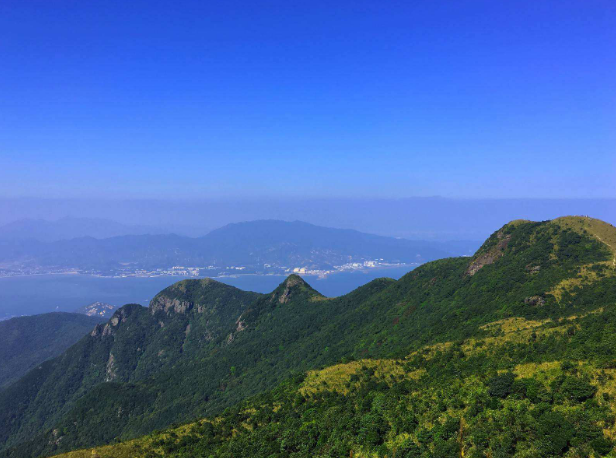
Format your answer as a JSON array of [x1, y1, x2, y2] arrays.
[[1, 196, 614, 241], [1, 2, 616, 455]]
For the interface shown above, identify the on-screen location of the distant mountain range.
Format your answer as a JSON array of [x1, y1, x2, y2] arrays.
[[0, 217, 164, 242], [0, 220, 479, 275], [3, 197, 615, 241]]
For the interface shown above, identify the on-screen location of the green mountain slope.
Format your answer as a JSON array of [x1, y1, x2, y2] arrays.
[[53, 305, 616, 458], [2, 216, 616, 458], [0, 313, 102, 388], [0, 280, 262, 455]]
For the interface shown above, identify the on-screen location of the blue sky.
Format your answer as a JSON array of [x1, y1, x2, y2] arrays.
[[1, 0, 614, 199]]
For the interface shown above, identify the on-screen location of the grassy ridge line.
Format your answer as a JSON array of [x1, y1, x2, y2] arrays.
[[549, 217, 616, 301], [552, 217, 616, 258]]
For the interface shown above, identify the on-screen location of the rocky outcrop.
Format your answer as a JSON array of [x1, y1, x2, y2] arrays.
[[466, 231, 512, 276], [105, 353, 117, 382], [101, 323, 114, 337], [150, 296, 193, 315], [272, 274, 313, 304], [222, 317, 248, 347], [49, 428, 63, 446], [524, 296, 545, 306], [526, 264, 541, 275], [90, 306, 135, 337]]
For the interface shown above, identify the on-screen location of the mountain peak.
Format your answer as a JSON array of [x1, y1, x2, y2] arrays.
[[271, 275, 323, 304], [283, 273, 307, 287], [149, 278, 228, 314], [551, 216, 616, 255], [148, 278, 262, 316], [466, 216, 616, 277]]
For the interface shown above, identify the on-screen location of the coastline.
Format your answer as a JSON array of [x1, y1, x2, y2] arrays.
[[0, 265, 419, 319], [0, 263, 419, 281]]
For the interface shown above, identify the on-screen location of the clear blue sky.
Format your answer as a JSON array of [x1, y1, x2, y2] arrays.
[[1, 0, 614, 199]]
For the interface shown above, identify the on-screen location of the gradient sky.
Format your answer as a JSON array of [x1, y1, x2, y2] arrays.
[[1, 0, 614, 199]]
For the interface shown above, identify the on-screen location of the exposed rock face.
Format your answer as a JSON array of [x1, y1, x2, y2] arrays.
[[526, 265, 541, 274], [222, 317, 248, 347], [466, 231, 512, 276], [101, 323, 114, 337], [105, 353, 117, 382], [90, 306, 135, 337], [102, 311, 122, 336], [278, 288, 292, 304], [274, 274, 309, 304], [49, 428, 62, 446], [524, 296, 545, 306], [150, 296, 193, 315]]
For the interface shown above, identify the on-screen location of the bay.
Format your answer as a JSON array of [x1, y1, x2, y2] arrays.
[[0, 266, 415, 319]]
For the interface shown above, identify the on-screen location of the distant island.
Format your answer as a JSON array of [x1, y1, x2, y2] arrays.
[[74, 302, 117, 319]]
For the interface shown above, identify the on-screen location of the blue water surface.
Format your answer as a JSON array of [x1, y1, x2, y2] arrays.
[[0, 266, 415, 319]]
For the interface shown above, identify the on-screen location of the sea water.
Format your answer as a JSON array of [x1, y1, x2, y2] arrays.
[[0, 266, 415, 319]]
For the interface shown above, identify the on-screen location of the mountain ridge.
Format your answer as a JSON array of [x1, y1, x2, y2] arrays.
[[0, 219, 478, 275], [45, 217, 616, 458], [1, 216, 615, 457], [0, 217, 164, 242]]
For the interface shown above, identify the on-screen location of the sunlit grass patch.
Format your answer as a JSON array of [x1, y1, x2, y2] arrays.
[[300, 359, 423, 396]]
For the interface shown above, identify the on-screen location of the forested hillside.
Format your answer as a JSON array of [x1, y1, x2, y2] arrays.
[[53, 306, 616, 458], [0, 313, 102, 388], [1, 216, 615, 458]]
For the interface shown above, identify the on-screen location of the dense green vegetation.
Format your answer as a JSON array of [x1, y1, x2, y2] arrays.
[[0, 280, 262, 456], [1, 216, 616, 458], [0, 313, 101, 387], [53, 305, 616, 457]]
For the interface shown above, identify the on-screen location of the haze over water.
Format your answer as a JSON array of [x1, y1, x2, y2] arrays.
[[0, 266, 413, 319]]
